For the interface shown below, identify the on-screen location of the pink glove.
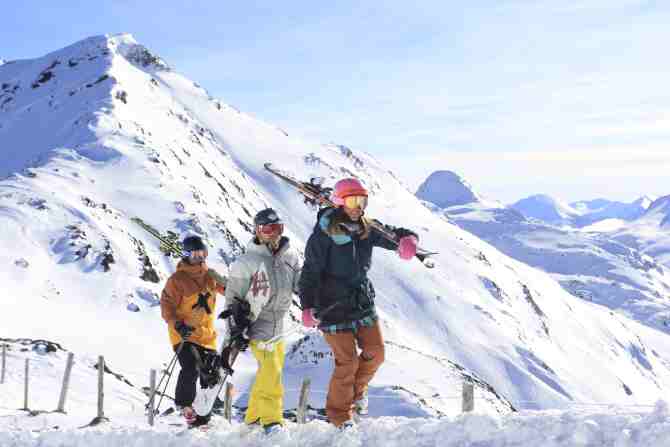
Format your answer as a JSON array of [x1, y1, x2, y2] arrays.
[[398, 236, 418, 260], [302, 308, 319, 328]]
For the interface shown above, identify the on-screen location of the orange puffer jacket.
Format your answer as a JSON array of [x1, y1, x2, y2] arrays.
[[160, 261, 226, 350]]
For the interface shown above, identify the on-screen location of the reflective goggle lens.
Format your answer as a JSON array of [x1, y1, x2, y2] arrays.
[[183, 250, 207, 261], [259, 223, 283, 235], [343, 195, 368, 209]]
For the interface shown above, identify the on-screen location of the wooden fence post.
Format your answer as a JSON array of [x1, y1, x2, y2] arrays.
[[22, 359, 30, 411], [223, 382, 234, 422], [462, 379, 474, 413], [56, 352, 75, 413], [148, 369, 156, 426], [1, 344, 6, 385], [88, 356, 110, 425], [97, 356, 105, 419], [297, 377, 311, 424]]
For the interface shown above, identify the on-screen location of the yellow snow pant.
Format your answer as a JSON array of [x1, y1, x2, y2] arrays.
[[244, 340, 285, 426]]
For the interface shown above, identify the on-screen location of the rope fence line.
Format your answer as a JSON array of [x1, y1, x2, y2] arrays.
[[1, 343, 666, 427], [0, 344, 109, 424]]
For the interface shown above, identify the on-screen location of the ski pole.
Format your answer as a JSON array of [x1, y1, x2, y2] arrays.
[[154, 341, 185, 414], [256, 302, 339, 351], [207, 347, 239, 411], [147, 350, 178, 408], [256, 326, 303, 351]]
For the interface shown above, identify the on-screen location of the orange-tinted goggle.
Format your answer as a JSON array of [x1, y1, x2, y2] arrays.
[[343, 195, 368, 209], [258, 223, 284, 235]]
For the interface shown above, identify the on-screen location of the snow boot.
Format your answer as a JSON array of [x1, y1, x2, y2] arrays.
[[354, 391, 369, 416]]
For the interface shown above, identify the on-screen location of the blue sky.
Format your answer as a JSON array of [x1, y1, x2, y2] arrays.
[[2, 1, 668, 202]]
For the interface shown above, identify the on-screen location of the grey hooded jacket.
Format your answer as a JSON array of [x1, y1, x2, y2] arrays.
[[225, 236, 301, 341]]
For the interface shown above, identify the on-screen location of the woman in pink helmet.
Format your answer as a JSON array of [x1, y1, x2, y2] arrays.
[[298, 177, 418, 428]]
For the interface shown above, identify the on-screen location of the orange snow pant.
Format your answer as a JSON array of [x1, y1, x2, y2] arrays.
[[323, 321, 385, 426]]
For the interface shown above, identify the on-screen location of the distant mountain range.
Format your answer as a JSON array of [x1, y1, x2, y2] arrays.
[[507, 194, 655, 228], [417, 170, 670, 333]]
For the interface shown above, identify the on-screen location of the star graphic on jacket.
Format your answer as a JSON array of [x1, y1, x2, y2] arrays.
[[192, 291, 212, 314]]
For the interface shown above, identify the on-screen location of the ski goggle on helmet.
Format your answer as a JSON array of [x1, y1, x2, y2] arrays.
[[258, 223, 284, 237], [183, 250, 207, 262], [182, 235, 208, 262], [343, 195, 368, 210], [333, 178, 368, 209], [254, 208, 284, 237]]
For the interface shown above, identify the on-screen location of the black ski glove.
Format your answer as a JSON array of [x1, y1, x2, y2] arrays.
[[218, 297, 252, 330], [174, 321, 194, 339], [229, 325, 250, 352]]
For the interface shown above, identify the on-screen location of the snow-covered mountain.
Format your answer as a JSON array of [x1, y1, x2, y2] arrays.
[[645, 196, 670, 229], [611, 195, 670, 268], [570, 197, 652, 227], [416, 170, 486, 208], [419, 171, 670, 333], [510, 194, 578, 226], [4, 34, 670, 436], [511, 194, 652, 228]]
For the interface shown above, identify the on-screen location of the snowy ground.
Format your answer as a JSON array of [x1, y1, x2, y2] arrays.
[[2, 403, 670, 446]]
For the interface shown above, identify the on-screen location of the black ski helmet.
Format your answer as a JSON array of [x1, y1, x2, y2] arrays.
[[182, 235, 207, 255], [254, 208, 283, 226]]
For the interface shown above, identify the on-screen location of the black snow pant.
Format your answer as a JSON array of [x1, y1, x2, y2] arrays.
[[174, 342, 210, 408]]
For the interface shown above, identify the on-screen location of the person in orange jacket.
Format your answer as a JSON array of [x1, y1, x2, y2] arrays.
[[160, 235, 226, 425]]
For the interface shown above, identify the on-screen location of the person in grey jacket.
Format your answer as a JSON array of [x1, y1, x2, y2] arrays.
[[223, 208, 300, 434]]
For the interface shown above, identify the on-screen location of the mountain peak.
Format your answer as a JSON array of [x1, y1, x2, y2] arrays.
[[107, 33, 171, 71], [416, 170, 481, 208], [31, 34, 170, 73], [0, 33, 175, 179], [646, 194, 670, 218], [635, 195, 658, 210], [510, 194, 576, 224]]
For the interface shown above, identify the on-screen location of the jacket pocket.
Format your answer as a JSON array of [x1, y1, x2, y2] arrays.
[[354, 279, 375, 311]]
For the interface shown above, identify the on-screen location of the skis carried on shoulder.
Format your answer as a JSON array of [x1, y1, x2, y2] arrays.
[[131, 217, 183, 258], [264, 163, 437, 268], [130, 217, 227, 284]]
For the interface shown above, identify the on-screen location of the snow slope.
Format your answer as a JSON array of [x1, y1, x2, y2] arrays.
[[3, 35, 670, 437], [419, 172, 670, 333], [510, 195, 652, 228], [612, 196, 670, 268]]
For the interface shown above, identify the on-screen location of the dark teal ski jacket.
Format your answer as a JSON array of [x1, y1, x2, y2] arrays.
[[298, 207, 414, 325]]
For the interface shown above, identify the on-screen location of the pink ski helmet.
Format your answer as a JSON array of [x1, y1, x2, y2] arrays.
[[332, 178, 368, 206]]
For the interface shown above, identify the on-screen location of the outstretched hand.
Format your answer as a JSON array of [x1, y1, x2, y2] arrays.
[[302, 308, 320, 328], [398, 235, 418, 260]]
